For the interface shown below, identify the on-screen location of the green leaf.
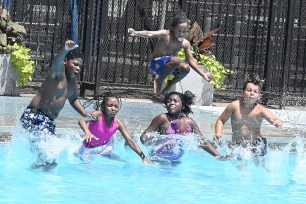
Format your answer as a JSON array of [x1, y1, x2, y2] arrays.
[[7, 21, 27, 34], [176, 45, 233, 90], [8, 43, 35, 87], [0, 33, 7, 46]]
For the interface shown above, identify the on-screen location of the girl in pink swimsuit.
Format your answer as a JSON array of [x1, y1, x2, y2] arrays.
[[74, 93, 151, 163], [140, 91, 224, 161]]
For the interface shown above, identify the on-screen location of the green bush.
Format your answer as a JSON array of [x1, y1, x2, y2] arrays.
[[0, 8, 34, 87], [177, 45, 232, 90], [8, 43, 34, 87]]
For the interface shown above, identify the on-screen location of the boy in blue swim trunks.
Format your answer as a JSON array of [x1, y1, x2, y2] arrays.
[[20, 40, 93, 168], [128, 10, 211, 97]]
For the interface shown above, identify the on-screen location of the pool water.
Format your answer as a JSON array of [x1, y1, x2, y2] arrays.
[[0, 97, 306, 203]]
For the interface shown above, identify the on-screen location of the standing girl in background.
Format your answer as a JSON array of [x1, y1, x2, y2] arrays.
[[74, 93, 151, 163]]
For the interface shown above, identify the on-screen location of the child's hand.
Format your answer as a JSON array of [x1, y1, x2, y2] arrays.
[[144, 135, 157, 146], [143, 157, 154, 163], [84, 132, 99, 142], [85, 113, 97, 121], [214, 134, 221, 141], [272, 118, 283, 127], [64, 40, 79, 51], [128, 28, 137, 36], [216, 155, 232, 161], [203, 72, 212, 81]]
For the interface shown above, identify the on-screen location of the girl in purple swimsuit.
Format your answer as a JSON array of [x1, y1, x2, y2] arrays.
[[74, 93, 151, 163], [140, 91, 224, 161]]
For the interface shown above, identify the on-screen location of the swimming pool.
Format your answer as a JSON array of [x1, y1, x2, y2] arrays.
[[0, 96, 305, 204]]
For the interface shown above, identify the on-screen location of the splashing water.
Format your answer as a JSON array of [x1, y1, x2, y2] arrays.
[[1, 98, 306, 203]]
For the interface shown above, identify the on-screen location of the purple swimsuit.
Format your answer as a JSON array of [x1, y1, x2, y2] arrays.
[[166, 117, 192, 135], [150, 116, 192, 161]]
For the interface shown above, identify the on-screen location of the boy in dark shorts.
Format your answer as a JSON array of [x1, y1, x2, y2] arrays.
[[20, 40, 92, 168]]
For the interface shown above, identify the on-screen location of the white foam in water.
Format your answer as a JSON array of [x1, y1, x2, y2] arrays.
[[8, 124, 82, 168], [2, 98, 306, 203], [292, 137, 306, 184], [264, 147, 291, 185]]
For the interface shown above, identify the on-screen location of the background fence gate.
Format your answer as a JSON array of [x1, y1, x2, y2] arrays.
[[7, 0, 306, 107]]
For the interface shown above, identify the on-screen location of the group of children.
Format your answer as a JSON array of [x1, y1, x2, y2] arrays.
[[18, 11, 283, 168]]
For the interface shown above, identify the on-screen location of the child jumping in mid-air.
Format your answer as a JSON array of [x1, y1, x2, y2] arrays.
[[20, 40, 92, 168], [140, 90, 224, 161], [214, 74, 283, 157], [128, 10, 211, 98], [74, 93, 151, 163]]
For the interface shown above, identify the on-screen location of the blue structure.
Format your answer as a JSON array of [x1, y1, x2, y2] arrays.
[[2, 0, 10, 11], [70, 0, 79, 43]]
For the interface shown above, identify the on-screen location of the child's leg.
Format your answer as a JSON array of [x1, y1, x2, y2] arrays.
[[155, 57, 182, 95], [159, 62, 190, 94], [153, 75, 158, 95]]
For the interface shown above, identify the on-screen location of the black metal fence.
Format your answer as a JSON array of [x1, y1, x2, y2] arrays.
[[7, 0, 306, 107], [8, 0, 87, 80]]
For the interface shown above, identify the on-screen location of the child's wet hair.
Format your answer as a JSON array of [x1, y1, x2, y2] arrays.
[[83, 91, 122, 111], [95, 92, 121, 111], [65, 48, 84, 60], [170, 9, 190, 28], [164, 90, 196, 115], [243, 73, 265, 91]]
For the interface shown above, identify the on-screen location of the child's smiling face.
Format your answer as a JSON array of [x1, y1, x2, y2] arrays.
[[173, 22, 189, 41]]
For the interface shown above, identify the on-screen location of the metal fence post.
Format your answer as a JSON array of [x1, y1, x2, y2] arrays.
[[179, 0, 187, 12], [95, 0, 107, 97], [280, 0, 296, 109], [263, 0, 277, 105], [80, 0, 95, 97]]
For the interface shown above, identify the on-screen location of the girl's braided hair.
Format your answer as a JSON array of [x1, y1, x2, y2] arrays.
[[163, 90, 196, 115], [83, 90, 122, 111]]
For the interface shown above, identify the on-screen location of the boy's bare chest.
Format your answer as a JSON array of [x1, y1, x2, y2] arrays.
[[233, 109, 261, 125], [45, 78, 74, 99], [157, 39, 181, 54]]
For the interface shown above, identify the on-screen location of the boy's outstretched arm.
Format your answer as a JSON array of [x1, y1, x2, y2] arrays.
[[50, 40, 79, 78], [260, 106, 283, 127], [128, 28, 168, 38], [70, 97, 89, 117], [68, 78, 90, 117], [183, 46, 212, 81]]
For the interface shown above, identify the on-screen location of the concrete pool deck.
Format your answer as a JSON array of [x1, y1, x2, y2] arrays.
[[0, 95, 305, 145]]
